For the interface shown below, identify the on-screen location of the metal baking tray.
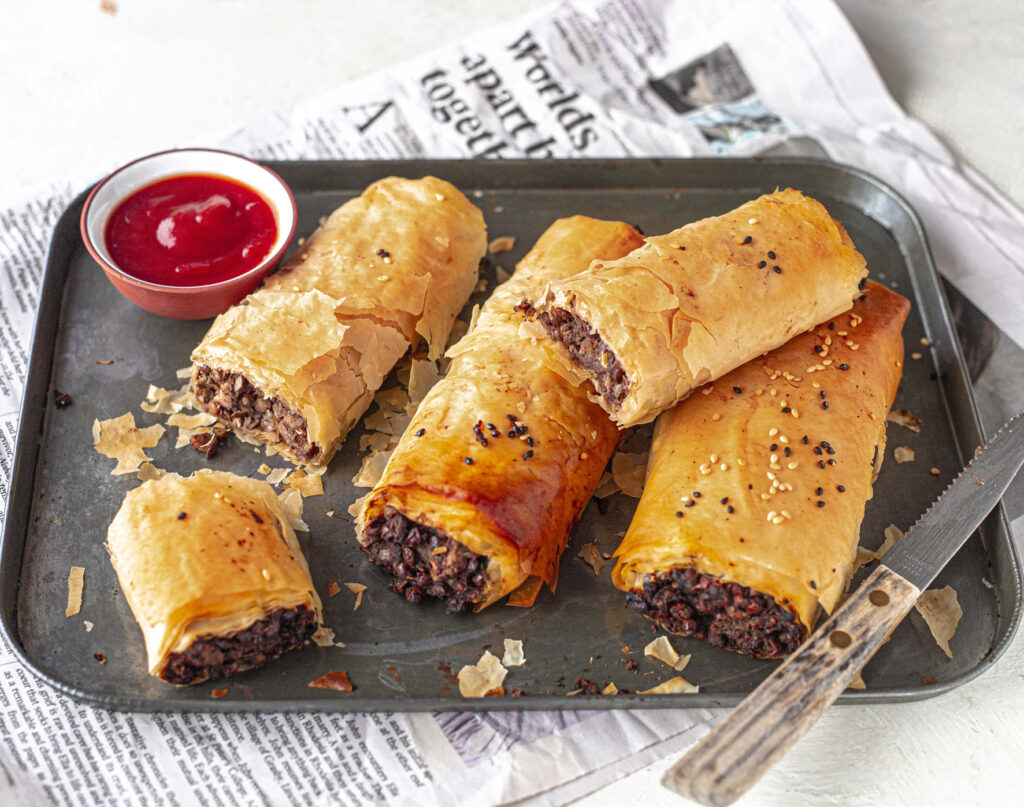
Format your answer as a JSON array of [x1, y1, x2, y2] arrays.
[[2, 158, 1019, 713]]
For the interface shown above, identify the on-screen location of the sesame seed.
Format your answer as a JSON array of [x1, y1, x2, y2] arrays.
[[701, 468, 712, 476], [727, 505, 735, 513], [781, 406, 791, 413], [758, 260, 767, 268], [772, 516, 785, 525], [507, 414, 517, 421], [837, 485, 846, 492], [781, 510, 791, 519], [766, 471, 777, 480], [464, 457, 474, 464], [415, 428, 425, 436], [773, 266, 782, 274], [816, 487, 824, 495], [829, 323, 835, 330], [769, 428, 778, 437], [712, 413, 721, 421], [710, 454, 719, 463], [720, 497, 729, 504], [784, 447, 791, 456], [770, 443, 778, 451], [676, 511, 683, 517], [767, 510, 777, 521], [748, 218, 758, 224], [822, 401, 830, 409], [767, 251, 776, 259], [779, 435, 789, 444], [743, 235, 752, 244], [761, 493, 772, 500], [737, 458, 746, 466], [678, 245, 686, 250], [814, 345, 822, 353], [787, 462, 798, 470], [685, 500, 696, 508], [839, 363, 849, 371], [693, 491, 701, 498], [828, 459, 836, 466], [733, 386, 743, 394], [526, 436, 534, 446], [770, 453, 779, 464], [817, 500, 826, 508], [802, 436, 809, 444], [823, 359, 832, 366], [791, 409, 799, 418], [523, 450, 534, 460], [486, 423, 496, 430], [818, 460, 826, 469]]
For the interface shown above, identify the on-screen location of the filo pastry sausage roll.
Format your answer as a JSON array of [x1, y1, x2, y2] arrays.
[[521, 189, 869, 427], [358, 217, 645, 611], [107, 470, 322, 685], [612, 282, 909, 658], [191, 176, 486, 466]]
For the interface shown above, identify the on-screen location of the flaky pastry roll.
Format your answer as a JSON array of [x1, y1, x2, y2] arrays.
[[612, 282, 909, 658], [522, 189, 868, 427], [358, 217, 645, 611], [107, 470, 322, 684], [192, 176, 486, 465]]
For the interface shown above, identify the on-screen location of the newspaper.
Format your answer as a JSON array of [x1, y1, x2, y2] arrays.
[[2, 1, 1023, 805]]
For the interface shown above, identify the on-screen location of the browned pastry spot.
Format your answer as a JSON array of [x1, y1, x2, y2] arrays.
[[192, 365, 321, 463], [534, 307, 629, 406], [161, 605, 317, 685], [361, 508, 489, 613], [625, 568, 803, 659]]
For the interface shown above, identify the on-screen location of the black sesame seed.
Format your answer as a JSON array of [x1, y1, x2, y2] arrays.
[[490, 430, 501, 438], [758, 260, 767, 269], [376, 248, 390, 258], [508, 431, 517, 438], [685, 500, 696, 508], [773, 266, 782, 274], [816, 487, 824, 495], [822, 401, 829, 410], [678, 245, 686, 251], [839, 363, 850, 371], [837, 485, 846, 492], [810, 580, 817, 589], [784, 447, 791, 457], [523, 450, 534, 460], [526, 436, 534, 446], [415, 428, 425, 436], [814, 446, 823, 455], [693, 491, 701, 498], [858, 277, 867, 290], [516, 424, 528, 435], [720, 497, 729, 504], [676, 511, 683, 517], [464, 457, 474, 464], [486, 423, 496, 430], [858, 294, 866, 301], [507, 414, 517, 421], [743, 235, 752, 244], [814, 344, 823, 353], [767, 251, 776, 259], [818, 460, 826, 469], [770, 443, 778, 451], [826, 446, 835, 455], [733, 386, 743, 394], [820, 390, 827, 399], [816, 501, 826, 508], [177, 512, 187, 520], [828, 322, 835, 330], [802, 435, 809, 444], [828, 459, 836, 466], [781, 406, 792, 413], [727, 505, 735, 514]]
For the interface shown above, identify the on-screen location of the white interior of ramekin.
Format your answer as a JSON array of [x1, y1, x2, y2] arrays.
[[84, 148, 296, 288]]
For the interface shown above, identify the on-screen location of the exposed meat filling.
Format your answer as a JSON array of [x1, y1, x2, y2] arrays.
[[192, 365, 321, 463], [361, 508, 489, 613], [162, 605, 317, 685], [535, 307, 629, 406], [625, 567, 804, 659]]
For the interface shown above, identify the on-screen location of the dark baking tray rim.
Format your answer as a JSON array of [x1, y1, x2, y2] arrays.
[[1, 157, 1020, 713]]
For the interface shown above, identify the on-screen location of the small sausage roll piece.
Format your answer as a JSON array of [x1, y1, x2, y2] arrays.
[[107, 470, 322, 684], [358, 217, 645, 611], [612, 282, 909, 658], [191, 176, 487, 465], [522, 189, 868, 427]]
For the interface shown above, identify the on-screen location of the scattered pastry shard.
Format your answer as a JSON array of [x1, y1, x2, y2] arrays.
[[106, 470, 322, 685], [190, 176, 487, 466], [521, 189, 868, 427], [457, 650, 508, 698], [915, 586, 962, 658], [357, 217, 645, 611], [613, 282, 910, 658], [93, 413, 165, 475]]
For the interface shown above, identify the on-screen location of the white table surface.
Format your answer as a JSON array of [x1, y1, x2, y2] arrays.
[[3, 2, 1023, 805]]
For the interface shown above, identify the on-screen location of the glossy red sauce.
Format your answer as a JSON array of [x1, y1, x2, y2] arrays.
[[104, 174, 276, 287]]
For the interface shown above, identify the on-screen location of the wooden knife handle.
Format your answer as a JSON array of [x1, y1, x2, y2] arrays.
[[662, 564, 920, 807]]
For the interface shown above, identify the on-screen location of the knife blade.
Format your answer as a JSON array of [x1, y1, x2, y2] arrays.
[[662, 412, 1024, 807]]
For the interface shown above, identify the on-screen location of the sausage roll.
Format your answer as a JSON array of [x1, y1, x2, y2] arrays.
[[191, 176, 487, 465], [107, 470, 322, 685], [521, 189, 868, 427], [358, 217, 645, 611], [612, 282, 909, 658]]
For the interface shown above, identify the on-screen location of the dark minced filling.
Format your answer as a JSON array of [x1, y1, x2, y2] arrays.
[[192, 365, 321, 464], [361, 508, 489, 613], [625, 567, 804, 659], [534, 307, 629, 407], [162, 605, 317, 685]]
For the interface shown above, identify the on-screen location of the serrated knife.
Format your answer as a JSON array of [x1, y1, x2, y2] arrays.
[[663, 412, 1024, 807]]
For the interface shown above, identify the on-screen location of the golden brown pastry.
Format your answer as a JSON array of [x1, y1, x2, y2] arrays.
[[357, 217, 645, 610], [191, 176, 486, 465], [521, 189, 869, 427], [612, 282, 909, 657], [107, 470, 322, 684]]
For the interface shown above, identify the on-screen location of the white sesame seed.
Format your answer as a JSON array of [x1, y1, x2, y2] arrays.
[[748, 218, 758, 224], [737, 458, 746, 467], [712, 413, 721, 421], [767, 511, 777, 521], [761, 493, 772, 500], [772, 516, 785, 525], [791, 410, 799, 418], [769, 428, 778, 436], [781, 510, 792, 519], [770, 453, 779, 464], [720, 463, 729, 471], [770, 463, 782, 471], [766, 471, 777, 480], [822, 359, 832, 366], [812, 381, 821, 388], [710, 454, 719, 463], [700, 468, 713, 476], [778, 435, 789, 444], [787, 461, 798, 470], [850, 344, 859, 350]]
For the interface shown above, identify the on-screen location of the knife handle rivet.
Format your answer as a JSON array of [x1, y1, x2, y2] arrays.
[[868, 590, 890, 606], [829, 630, 852, 648]]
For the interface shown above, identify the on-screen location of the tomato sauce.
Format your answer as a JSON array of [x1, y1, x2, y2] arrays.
[[104, 174, 277, 286]]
